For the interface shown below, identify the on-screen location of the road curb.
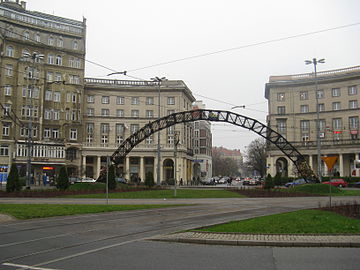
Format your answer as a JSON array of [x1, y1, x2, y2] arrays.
[[150, 231, 360, 248]]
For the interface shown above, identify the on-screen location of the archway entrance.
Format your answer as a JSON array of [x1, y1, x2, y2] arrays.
[[110, 109, 317, 181], [163, 159, 174, 182], [193, 162, 201, 179], [276, 157, 288, 177]]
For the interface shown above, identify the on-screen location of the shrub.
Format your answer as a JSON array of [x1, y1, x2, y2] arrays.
[[56, 166, 70, 190], [145, 171, 155, 188], [264, 174, 274, 189], [273, 173, 282, 186], [291, 183, 341, 194], [108, 165, 117, 190], [6, 164, 22, 192], [68, 183, 106, 191]]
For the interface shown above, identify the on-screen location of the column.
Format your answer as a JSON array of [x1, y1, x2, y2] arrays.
[[160, 157, 163, 183], [339, 154, 344, 177], [356, 154, 360, 177], [96, 156, 101, 179], [309, 155, 313, 170], [82, 156, 86, 177], [153, 156, 158, 183], [125, 157, 130, 181], [139, 157, 145, 182]]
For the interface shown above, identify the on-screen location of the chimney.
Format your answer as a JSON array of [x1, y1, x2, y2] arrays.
[[20, 1, 26, 9]]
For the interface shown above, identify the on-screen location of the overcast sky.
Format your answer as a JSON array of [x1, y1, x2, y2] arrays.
[[27, 0, 360, 152]]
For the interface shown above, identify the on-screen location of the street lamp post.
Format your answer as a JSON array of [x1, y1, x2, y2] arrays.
[[305, 58, 325, 182], [151, 77, 167, 185], [23, 52, 44, 188], [174, 131, 180, 197]]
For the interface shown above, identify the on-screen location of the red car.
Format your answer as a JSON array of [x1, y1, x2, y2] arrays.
[[322, 179, 348, 188]]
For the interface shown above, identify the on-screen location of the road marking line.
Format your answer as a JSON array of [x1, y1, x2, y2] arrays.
[[2, 262, 60, 270]]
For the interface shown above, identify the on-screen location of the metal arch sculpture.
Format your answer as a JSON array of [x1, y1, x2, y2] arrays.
[[111, 109, 317, 181]]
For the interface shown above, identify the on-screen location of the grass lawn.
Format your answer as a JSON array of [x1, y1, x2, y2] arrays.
[[195, 209, 360, 234], [64, 189, 245, 199], [0, 204, 183, 219], [283, 184, 360, 196]]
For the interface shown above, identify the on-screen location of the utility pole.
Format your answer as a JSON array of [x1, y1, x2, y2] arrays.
[[305, 58, 325, 182], [151, 77, 167, 185], [24, 52, 44, 188]]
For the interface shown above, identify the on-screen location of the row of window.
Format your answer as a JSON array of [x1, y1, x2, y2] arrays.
[[277, 100, 358, 114], [3, 64, 81, 84], [277, 86, 358, 101], [277, 116, 359, 133], [86, 108, 176, 118], [88, 95, 176, 106]]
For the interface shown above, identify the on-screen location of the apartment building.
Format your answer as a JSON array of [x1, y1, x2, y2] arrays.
[[0, 0, 86, 183], [82, 78, 196, 183], [265, 65, 360, 178], [192, 101, 212, 180]]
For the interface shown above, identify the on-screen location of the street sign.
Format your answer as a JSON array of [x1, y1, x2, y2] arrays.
[[321, 156, 338, 171]]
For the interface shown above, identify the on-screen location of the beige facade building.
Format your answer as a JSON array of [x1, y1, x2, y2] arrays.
[[82, 78, 196, 183], [265, 65, 360, 178], [0, 0, 86, 184]]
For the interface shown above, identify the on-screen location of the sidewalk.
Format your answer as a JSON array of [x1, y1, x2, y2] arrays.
[[151, 231, 360, 247]]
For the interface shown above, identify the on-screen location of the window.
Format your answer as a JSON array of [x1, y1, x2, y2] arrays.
[[0, 145, 9, 156], [145, 135, 153, 144], [332, 88, 341, 97], [53, 110, 60, 120], [71, 110, 77, 121], [5, 65, 13, 76], [86, 135, 93, 144], [146, 97, 154, 105], [277, 106, 285, 115], [47, 72, 53, 82], [48, 36, 54, 46], [45, 90, 52, 101], [277, 92, 285, 101], [69, 75, 80, 84], [57, 38, 63, 47], [319, 119, 326, 131], [86, 123, 94, 134], [116, 96, 125, 105], [53, 92, 61, 102], [23, 31, 30, 40], [102, 96, 110, 104], [332, 102, 341, 111], [101, 123, 109, 133], [318, 103, 325, 112], [48, 54, 54, 64], [71, 93, 77, 103], [131, 97, 139, 105], [43, 128, 51, 138], [3, 104, 11, 116], [131, 110, 139, 118], [2, 123, 10, 136], [300, 91, 308, 100], [87, 95, 94, 103], [4, 85, 12, 96], [101, 109, 110, 117], [300, 120, 310, 132], [130, 124, 139, 134], [6, 46, 14, 57], [116, 109, 124, 117], [349, 100, 358, 109], [69, 129, 77, 140], [167, 97, 175, 105], [52, 129, 59, 139], [73, 40, 78, 50], [348, 85, 357, 95], [277, 119, 286, 133], [44, 109, 52, 120], [349, 116, 359, 130], [115, 124, 124, 135], [300, 105, 309, 113], [55, 55, 62, 65], [332, 118, 342, 130], [87, 108, 94, 116], [146, 110, 154, 118], [35, 33, 41, 42], [101, 135, 108, 145], [55, 73, 62, 81]]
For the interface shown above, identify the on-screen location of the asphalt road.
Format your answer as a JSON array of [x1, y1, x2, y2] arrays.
[[0, 196, 359, 270]]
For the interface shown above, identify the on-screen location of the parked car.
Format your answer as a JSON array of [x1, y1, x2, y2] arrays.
[[322, 179, 348, 188], [201, 178, 216, 185], [116, 177, 127, 184], [349, 181, 360, 188], [78, 177, 96, 183], [284, 178, 307, 188]]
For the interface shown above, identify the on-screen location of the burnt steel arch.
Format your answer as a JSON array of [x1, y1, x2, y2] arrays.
[[111, 109, 317, 180]]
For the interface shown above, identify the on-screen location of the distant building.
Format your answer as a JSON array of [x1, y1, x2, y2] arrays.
[[192, 101, 212, 180], [212, 146, 243, 176], [265, 65, 360, 178]]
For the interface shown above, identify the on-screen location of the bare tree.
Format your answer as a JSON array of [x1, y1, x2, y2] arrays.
[[212, 150, 241, 177], [244, 138, 267, 177]]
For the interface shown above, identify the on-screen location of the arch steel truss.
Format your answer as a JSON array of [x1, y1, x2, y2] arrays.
[[111, 109, 317, 180]]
